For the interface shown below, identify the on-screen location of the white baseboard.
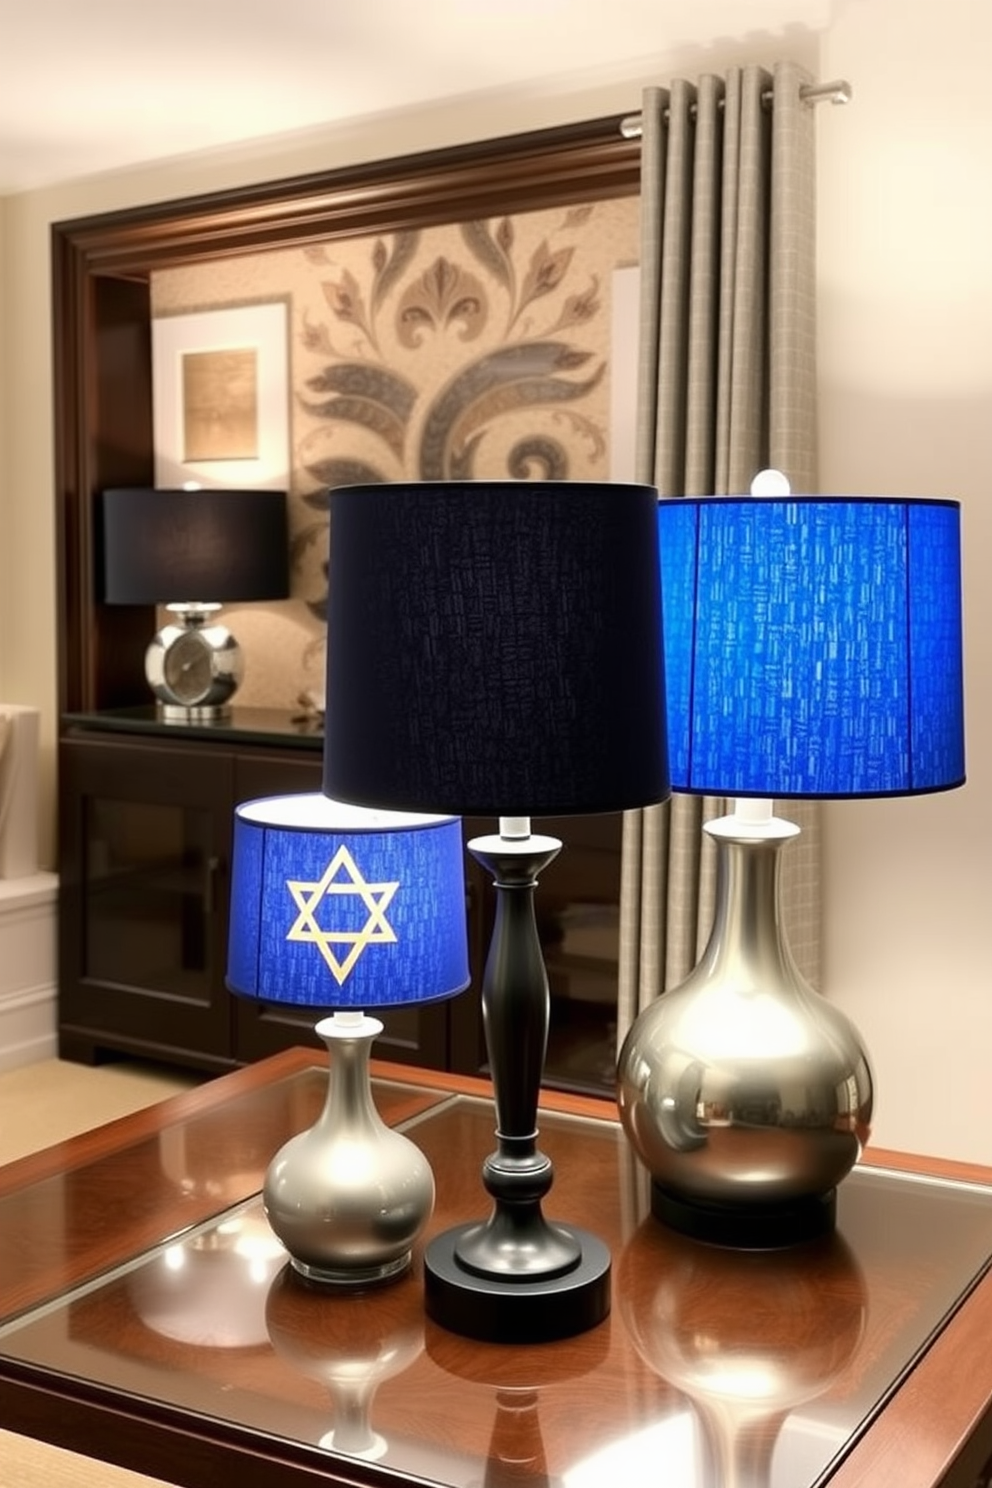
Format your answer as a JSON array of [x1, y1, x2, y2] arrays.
[[0, 871, 58, 1072]]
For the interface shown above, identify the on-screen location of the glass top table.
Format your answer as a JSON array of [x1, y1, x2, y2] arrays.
[[1, 1050, 992, 1488]]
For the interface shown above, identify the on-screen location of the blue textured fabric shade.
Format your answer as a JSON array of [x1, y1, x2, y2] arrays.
[[659, 496, 966, 798], [226, 794, 470, 1009]]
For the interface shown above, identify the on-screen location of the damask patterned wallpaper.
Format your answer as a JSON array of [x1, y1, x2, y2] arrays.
[[152, 195, 639, 710]]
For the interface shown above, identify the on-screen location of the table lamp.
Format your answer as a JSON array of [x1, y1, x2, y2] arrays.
[[322, 479, 670, 1343], [617, 477, 965, 1246], [101, 486, 289, 720], [226, 792, 470, 1285]]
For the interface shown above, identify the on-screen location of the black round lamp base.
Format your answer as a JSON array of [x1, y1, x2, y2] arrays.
[[423, 1225, 611, 1343], [651, 1183, 837, 1249]]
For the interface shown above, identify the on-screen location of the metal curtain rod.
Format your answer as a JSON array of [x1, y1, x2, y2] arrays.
[[619, 78, 852, 137]]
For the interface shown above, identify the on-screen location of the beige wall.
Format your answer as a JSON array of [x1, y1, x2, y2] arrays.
[[1, 1, 988, 1161], [0, 198, 8, 686], [818, 0, 992, 1163]]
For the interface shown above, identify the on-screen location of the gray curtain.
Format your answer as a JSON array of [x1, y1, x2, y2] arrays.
[[617, 61, 822, 1038]]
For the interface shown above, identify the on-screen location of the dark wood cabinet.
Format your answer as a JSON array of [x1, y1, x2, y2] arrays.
[[59, 732, 234, 1066]]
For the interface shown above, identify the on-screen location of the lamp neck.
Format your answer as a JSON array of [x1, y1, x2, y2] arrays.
[[468, 838, 561, 1138], [322, 1383, 386, 1459], [313, 1013, 384, 1130], [698, 822, 806, 989], [165, 601, 222, 627]]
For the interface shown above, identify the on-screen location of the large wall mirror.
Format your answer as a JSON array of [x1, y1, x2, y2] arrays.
[[52, 115, 640, 719]]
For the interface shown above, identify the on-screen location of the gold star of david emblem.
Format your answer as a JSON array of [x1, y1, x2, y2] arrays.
[[286, 845, 399, 985]]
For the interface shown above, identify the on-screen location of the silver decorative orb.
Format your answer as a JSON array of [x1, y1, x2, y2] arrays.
[[617, 818, 873, 1245]]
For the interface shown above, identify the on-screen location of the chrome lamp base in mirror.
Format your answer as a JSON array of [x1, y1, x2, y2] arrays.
[[146, 602, 243, 722]]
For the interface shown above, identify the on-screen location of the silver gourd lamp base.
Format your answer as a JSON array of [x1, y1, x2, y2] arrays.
[[263, 1011, 434, 1285], [617, 801, 874, 1247]]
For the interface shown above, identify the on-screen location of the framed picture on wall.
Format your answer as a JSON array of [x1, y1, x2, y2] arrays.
[[152, 301, 290, 490]]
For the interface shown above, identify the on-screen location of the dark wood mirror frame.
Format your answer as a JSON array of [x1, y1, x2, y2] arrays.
[[51, 115, 640, 718]]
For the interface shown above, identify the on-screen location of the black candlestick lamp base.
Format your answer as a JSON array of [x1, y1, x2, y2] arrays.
[[424, 1225, 611, 1345], [423, 828, 611, 1344]]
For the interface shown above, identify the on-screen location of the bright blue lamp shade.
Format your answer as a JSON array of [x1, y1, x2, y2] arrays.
[[226, 794, 470, 1009], [658, 496, 966, 799]]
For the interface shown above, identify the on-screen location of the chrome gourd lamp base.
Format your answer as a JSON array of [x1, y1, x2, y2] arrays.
[[264, 1012, 434, 1287], [147, 602, 243, 721], [617, 802, 874, 1248]]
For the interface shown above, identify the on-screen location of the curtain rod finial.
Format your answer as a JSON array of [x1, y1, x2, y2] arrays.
[[618, 77, 853, 138]]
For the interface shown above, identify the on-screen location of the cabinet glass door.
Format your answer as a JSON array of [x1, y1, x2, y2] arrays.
[[84, 797, 219, 995], [59, 739, 232, 1064]]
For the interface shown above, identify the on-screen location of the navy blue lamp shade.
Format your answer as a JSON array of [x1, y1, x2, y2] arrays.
[[322, 481, 670, 817], [658, 496, 966, 799], [226, 794, 470, 1009], [102, 487, 289, 603]]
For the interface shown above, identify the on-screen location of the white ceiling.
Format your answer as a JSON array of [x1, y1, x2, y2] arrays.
[[0, 0, 830, 195]]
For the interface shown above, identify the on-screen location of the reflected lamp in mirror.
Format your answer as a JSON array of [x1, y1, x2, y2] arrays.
[[226, 792, 470, 1286], [101, 486, 289, 720], [618, 479, 966, 1246], [323, 479, 670, 1343]]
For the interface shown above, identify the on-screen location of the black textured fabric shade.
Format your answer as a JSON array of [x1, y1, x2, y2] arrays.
[[101, 488, 289, 603], [323, 481, 670, 818]]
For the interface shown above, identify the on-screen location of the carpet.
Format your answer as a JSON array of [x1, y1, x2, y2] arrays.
[[0, 1056, 201, 1487]]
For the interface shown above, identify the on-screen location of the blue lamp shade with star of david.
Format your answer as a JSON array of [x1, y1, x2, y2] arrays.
[[226, 793, 470, 1010]]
